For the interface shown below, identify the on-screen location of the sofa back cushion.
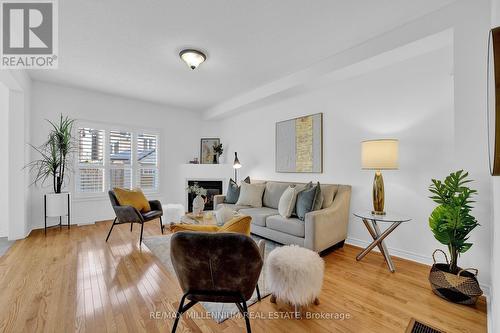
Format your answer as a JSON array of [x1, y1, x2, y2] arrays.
[[263, 181, 291, 209], [254, 180, 339, 210]]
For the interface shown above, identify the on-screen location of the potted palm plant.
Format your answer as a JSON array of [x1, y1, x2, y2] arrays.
[[213, 143, 223, 164], [26, 115, 76, 217], [428, 170, 482, 304]]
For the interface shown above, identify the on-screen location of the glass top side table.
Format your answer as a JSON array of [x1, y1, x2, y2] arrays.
[[353, 211, 411, 272]]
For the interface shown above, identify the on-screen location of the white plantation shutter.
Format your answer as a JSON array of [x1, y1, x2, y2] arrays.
[[77, 128, 105, 193], [75, 126, 159, 195], [109, 131, 132, 189], [110, 168, 132, 189], [137, 133, 158, 191]]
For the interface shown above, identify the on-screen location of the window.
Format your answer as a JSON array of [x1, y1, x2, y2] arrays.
[[77, 128, 105, 193], [109, 130, 132, 189], [137, 133, 158, 191], [76, 124, 159, 195]]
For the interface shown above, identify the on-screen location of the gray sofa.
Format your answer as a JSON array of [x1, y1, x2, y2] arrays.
[[214, 181, 351, 253]]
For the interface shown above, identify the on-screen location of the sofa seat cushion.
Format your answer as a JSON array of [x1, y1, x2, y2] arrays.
[[238, 207, 279, 227], [216, 203, 252, 211], [266, 215, 305, 237]]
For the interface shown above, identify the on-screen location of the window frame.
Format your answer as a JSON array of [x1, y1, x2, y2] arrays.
[[74, 120, 161, 199]]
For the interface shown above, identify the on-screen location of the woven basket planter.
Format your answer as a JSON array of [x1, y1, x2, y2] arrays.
[[429, 249, 482, 305]]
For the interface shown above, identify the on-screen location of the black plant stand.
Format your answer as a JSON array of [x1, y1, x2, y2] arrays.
[[44, 193, 71, 235]]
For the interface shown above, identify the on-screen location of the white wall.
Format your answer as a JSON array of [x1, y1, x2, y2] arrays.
[[489, 1, 499, 332], [30, 81, 201, 229], [201, 0, 493, 291], [203, 46, 464, 268], [0, 70, 32, 240], [0, 83, 9, 237]]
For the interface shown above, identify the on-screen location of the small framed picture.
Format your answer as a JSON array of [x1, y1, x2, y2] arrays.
[[200, 138, 220, 164]]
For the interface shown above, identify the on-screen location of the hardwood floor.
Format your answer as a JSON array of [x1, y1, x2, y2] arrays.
[[0, 220, 487, 333]]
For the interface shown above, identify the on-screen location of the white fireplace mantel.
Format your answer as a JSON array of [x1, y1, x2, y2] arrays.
[[174, 164, 234, 207]]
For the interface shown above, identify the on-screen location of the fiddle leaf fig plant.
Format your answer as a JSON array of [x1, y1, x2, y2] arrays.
[[428, 170, 479, 273]]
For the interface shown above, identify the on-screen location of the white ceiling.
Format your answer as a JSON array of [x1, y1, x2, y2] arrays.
[[28, 0, 457, 112]]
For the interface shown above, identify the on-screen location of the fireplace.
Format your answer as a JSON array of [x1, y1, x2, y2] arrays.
[[187, 180, 223, 212]]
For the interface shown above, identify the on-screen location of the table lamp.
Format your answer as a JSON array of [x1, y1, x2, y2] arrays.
[[361, 139, 399, 215], [233, 152, 242, 182]]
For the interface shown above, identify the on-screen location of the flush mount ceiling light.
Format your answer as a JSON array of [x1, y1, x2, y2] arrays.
[[179, 49, 206, 70]]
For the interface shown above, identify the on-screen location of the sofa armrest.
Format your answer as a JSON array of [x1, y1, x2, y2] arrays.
[[114, 205, 144, 223], [213, 195, 226, 208], [304, 185, 352, 252], [149, 200, 163, 212]]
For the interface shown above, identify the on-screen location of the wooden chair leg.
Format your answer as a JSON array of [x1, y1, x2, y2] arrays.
[[130, 222, 133, 232], [139, 222, 144, 245], [105, 218, 117, 242], [256, 284, 261, 301], [159, 216, 164, 234]]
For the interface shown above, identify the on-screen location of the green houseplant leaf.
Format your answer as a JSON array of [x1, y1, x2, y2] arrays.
[[428, 170, 479, 273], [25, 114, 76, 193]]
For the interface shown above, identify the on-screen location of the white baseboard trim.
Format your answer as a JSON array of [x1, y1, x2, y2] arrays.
[[29, 216, 105, 232], [345, 237, 491, 298]]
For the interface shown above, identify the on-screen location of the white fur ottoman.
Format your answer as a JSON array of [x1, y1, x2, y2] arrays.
[[266, 245, 325, 318]]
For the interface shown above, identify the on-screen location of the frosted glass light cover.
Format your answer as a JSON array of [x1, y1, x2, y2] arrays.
[[361, 139, 399, 170], [180, 49, 206, 70]]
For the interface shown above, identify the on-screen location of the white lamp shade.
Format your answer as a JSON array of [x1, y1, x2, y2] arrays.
[[361, 139, 399, 170]]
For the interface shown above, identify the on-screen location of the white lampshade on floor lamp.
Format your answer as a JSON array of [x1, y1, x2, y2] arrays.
[[361, 139, 399, 215]]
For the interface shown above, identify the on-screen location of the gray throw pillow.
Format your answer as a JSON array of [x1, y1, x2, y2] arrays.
[[224, 176, 250, 204], [295, 182, 321, 221], [292, 181, 312, 216], [313, 182, 323, 211]]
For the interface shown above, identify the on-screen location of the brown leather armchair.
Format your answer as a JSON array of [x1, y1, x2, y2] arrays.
[[106, 190, 163, 244], [170, 232, 263, 333]]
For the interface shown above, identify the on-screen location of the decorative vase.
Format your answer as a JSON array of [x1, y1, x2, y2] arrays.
[[45, 192, 71, 217], [192, 194, 205, 216], [428, 249, 482, 305]]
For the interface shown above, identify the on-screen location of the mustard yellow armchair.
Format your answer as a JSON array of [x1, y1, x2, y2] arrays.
[[170, 215, 251, 235]]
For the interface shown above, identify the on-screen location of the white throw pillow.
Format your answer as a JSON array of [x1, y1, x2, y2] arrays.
[[278, 185, 297, 218], [236, 182, 266, 208], [215, 206, 235, 226]]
